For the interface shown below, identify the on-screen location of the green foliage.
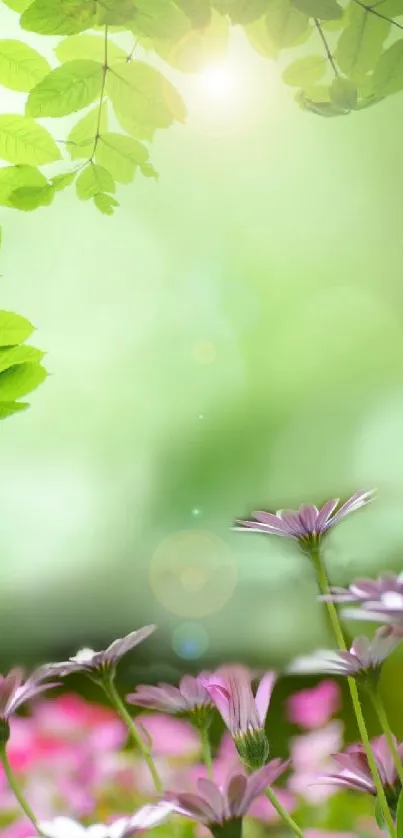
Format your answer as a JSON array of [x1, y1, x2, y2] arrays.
[[0, 115, 60, 165], [27, 60, 104, 118], [55, 35, 125, 64], [93, 191, 119, 214], [0, 311, 47, 419], [67, 103, 108, 160], [292, 0, 343, 20], [373, 40, 403, 96], [283, 55, 326, 86], [396, 787, 403, 838], [95, 132, 149, 183], [76, 162, 115, 199], [21, 0, 97, 35], [0, 0, 403, 240], [0, 40, 50, 91]]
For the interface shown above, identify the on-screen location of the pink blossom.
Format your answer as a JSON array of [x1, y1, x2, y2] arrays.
[[138, 713, 200, 757], [286, 681, 341, 729]]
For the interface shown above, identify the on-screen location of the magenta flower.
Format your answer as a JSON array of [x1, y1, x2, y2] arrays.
[[321, 572, 403, 604], [0, 669, 58, 724], [288, 627, 401, 680], [319, 735, 403, 799], [202, 667, 276, 769], [286, 681, 341, 729], [127, 674, 213, 725], [40, 627, 156, 679], [167, 761, 289, 833], [234, 490, 374, 549]]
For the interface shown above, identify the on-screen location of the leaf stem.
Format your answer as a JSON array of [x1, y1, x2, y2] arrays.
[[314, 19, 339, 76], [352, 0, 403, 31], [368, 687, 403, 785], [200, 724, 213, 779], [0, 746, 45, 836], [102, 677, 163, 793], [265, 786, 306, 838], [310, 547, 397, 838], [90, 25, 109, 162]]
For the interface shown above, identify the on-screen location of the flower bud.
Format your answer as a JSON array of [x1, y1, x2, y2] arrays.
[[235, 727, 270, 770]]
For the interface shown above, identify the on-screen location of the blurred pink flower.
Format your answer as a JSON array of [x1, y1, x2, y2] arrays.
[[306, 831, 356, 838], [286, 681, 341, 729], [289, 720, 344, 804], [138, 713, 200, 758]]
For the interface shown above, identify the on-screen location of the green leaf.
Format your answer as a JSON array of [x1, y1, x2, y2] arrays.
[[0, 401, 29, 419], [107, 62, 186, 130], [296, 89, 348, 115], [93, 192, 119, 215], [330, 75, 357, 108], [76, 163, 115, 199], [141, 162, 159, 179], [244, 16, 279, 58], [96, 0, 137, 24], [396, 787, 403, 838], [0, 310, 35, 346], [2, 0, 32, 10], [27, 60, 104, 118], [283, 55, 326, 86], [130, 0, 190, 39], [50, 171, 76, 191], [212, 0, 268, 24], [8, 184, 54, 211], [55, 35, 125, 64], [335, 4, 390, 80], [111, 109, 156, 142], [174, 0, 212, 28], [67, 103, 108, 160], [292, 0, 342, 19], [0, 345, 44, 374], [154, 8, 229, 72], [21, 0, 97, 35], [96, 132, 149, 183], [376, 0, 403, 16], [0, 40, 51, 92], [374, 799, 385, 831], [0, 362, 47, 402], [0, 165, 47, 205], [0, 115, 60, 166], [266, 0, 310, 49], [373, 40, 403, 97]]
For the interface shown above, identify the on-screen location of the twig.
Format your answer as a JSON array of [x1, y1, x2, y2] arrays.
[[90, 25, 109, 162], [314, 19, 339, 77], [352, 0, 403, 31]]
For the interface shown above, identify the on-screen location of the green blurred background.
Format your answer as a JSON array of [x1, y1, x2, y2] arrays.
[[1, 2, 403, 737]]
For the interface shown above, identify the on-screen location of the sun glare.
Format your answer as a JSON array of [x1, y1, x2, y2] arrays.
[[199, 65, 239, 100]]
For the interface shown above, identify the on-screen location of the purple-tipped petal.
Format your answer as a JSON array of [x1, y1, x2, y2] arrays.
[[226, 775, 248, 818], [315, 499, 339, 531], [197, 779, 225, 822], [255, 672, 276, 726], [104, 626, 156, 665], [298, 505, 319, 533], [241, 760, 290, 811], [330, 490, 375, 527]]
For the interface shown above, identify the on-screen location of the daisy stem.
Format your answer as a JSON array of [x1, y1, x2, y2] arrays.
[[265, 786, 306, 838], [311, 547, 397, 838], [0, 746, 46, 836], [368, 687, 403, 785], [102, 677, 163, 793], [200, 724, 213, 779]]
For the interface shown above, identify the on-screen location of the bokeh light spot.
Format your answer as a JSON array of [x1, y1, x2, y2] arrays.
[[149, 529, 238, 618], [193, 340, 217, 365], [172, 622, 209, 659]]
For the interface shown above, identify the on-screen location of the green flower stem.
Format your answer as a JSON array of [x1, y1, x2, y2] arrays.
[[0, 746, 45, 836], [368, 687, 403, 785], [311, 547, 397, 838], [265, 786, 306, 838], [200, 724, 213, 779], [102, 677, 163, 793]]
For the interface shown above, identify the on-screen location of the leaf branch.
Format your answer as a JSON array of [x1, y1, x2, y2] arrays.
[[314, 19, 339, 77], [352, 0, 403, 31], [90, 24, 109, 162]]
